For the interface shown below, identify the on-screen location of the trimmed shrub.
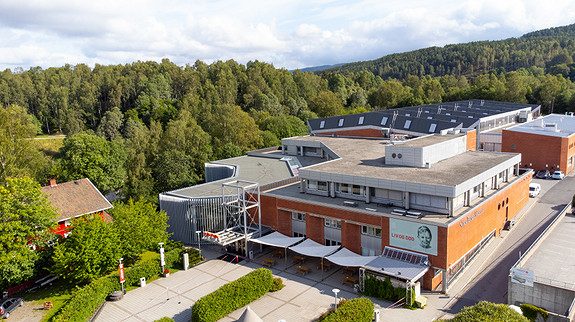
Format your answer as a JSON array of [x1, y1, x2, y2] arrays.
[[318, 297, 374, 322], [51, 248, 200, 321], [51, 275, 118, 322], [153, 318, 175, 322], [363, 275, 403, 302], [269, 277, 285, 292], [447, 301, 529, 322], [520, 303, 548, 321], [191, 268, 273, 322]]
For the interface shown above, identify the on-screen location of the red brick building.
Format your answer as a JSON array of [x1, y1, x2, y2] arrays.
[[502, 114, 575, 175], [262, 132, 530, 292]]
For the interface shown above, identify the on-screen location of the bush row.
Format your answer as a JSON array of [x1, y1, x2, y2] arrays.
[[191, 268, 273, 322], [362, 274, 416, 307], [51, 248, 199, 322], [318, 297, 374, 322]]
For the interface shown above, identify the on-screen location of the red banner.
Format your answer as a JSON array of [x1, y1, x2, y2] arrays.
[[119, 263, 125, 283]]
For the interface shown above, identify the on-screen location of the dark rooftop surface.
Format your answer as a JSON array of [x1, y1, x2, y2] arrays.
[[41, 178, 112, 221]]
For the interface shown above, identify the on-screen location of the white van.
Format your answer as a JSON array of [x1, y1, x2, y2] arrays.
[[529, 183, 541, 198]]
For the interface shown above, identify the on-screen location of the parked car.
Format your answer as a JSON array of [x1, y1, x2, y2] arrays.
[[0, 297, 23, 319], [535, 170, 550, 179], [551, 171, 565, 180], [529, 183, 541, 198]]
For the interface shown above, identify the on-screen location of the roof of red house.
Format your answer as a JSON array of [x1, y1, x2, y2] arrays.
[[41, 178, 113, 222]]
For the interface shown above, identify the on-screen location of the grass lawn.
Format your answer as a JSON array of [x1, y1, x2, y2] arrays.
[[21, 278, 75, 322], [31, 135, 65, 159]]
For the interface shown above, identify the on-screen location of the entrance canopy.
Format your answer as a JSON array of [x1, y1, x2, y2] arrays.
[[363, 247, 430, 282], [249, 231, 303, 248], [325, 248, 378, 267], [289, 238, 340, 258]]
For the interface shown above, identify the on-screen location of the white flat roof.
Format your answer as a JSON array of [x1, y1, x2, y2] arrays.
[[506, 114, 575, 138]]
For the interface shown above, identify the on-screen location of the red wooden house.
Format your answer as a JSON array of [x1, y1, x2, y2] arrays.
[[41, 178, 113, 237]]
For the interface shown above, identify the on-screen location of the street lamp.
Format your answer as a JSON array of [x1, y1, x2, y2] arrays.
[[196, 230, 202, 258], [332, 288, 340, 312]]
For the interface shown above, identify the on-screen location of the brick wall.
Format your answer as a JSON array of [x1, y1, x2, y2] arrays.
[[502, 130, 574, 174]]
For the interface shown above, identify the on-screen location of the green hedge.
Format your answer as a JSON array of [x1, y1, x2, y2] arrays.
[[153, 318, 175, 322], [191, 268, 273, 322], [51, 248, 199, 322], [318, 297, 374, 322], [363, 274, 414, 305], [520, 303, 548, 321]]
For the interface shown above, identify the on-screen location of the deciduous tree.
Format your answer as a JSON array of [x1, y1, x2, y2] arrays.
[[0, 176, 57, 289], [52, 215, 120, 284]]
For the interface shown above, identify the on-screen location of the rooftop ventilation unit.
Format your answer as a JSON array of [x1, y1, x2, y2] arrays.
[[343, 201, 358, 207], [544, 123, 558, 132]]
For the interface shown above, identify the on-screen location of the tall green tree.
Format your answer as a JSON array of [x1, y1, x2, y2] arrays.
[[59, 132, 127, 193], [52, 215, 120, 284], [0, 176, 58, 289], [109, 199, 169, 262], [0, 105, 49, 185]]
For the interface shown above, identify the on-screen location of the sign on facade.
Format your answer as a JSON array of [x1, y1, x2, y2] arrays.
[[389, 219, 438, 256], [510, 267, 534, 287]]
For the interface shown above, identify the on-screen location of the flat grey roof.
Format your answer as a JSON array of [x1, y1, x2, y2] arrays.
[[505, 114, 575, 138], [520, 213, 575, 287], [165, 155, 294, 198], [293, 136, 519, 187], [397, 133, 466, 147]]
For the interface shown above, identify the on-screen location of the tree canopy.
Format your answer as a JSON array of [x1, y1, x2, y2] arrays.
[[52, 215, 120, 284], [0, 176, 58, 289]]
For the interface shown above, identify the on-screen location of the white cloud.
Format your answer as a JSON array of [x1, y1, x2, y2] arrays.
[[2, 0, 575, 70]]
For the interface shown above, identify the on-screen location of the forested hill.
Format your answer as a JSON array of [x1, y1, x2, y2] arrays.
[[323, 23, 575, 80]]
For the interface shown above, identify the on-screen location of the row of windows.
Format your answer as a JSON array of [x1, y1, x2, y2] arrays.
[[325, 218, 341, 229]]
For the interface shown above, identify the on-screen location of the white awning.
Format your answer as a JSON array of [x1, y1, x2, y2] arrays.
[[249, 231, 303, 248], [364, 256, 430, 282], [325, 248, 378, 267], [289, 238, 340, 258]]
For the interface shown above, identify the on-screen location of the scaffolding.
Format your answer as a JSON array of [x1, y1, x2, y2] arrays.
[[201, 180, 262, 257]]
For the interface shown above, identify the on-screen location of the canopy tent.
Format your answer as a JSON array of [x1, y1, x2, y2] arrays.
[[289, 238, 340, 258], [248, 231, 303, 248], [325, 248, 378, 267]]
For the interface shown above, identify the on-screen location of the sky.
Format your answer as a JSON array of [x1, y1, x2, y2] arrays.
[[1, 0, 575, 71]]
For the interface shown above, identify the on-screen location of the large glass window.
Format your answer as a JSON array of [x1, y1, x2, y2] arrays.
[[362, 225, 382, 237], [336, 183, 351, 194], [318, 181, 328, 191], [291, 212, 306, 221], [352, 185, 361, 195], [325, 218, 341, 229]]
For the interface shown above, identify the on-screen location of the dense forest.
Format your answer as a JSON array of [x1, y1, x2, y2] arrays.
[[326, 23, 575, 81], [3, 24, 575, 203]]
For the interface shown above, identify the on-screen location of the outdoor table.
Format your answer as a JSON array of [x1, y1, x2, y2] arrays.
[[342, 275, 358, 286], [262, 258, 276, 267], [295, 265, 311, 276], [293, 255, 305, 264]]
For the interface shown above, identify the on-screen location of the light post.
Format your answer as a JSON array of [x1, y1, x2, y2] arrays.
[[332, 288, 340, 312], [159, 243, 165, 276], [196, 230, 202, 258]]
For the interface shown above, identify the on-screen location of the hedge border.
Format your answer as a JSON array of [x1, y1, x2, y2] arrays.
[[191, 268, 273, 322], [318, 297, 374, 322]]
